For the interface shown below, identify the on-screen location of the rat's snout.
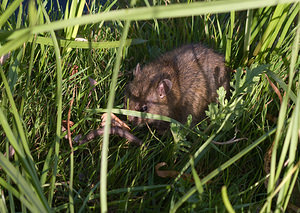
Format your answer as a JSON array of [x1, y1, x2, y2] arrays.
[[128, 115, 144, 126], [133, 103, 147, 112]]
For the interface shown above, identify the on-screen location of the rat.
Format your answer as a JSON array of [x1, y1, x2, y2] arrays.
[[125, 43, 230, 131]]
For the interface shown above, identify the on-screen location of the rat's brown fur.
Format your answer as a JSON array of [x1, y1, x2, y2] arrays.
[[125, 43, 230, 131]]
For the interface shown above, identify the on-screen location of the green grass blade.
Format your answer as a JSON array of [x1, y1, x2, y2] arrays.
[[249, 7, 272, 45], [277, 95, 299, 210], [2, 0, 298, 42], [48, 36, 62, 205], [283, 169, 299, 210], [0, 30, 31, 57], [253, 4, 287, 56], [86, 108, 183, 126], [243, 9, 253, 62], [28, 0, 38, 27], [221, 186, 236, 213], [225, 11, 234, 63], [100, 19, 131, 213], [275, 3, 300, 49], [69, 150, 74, 213], [190, 157, 204, 198], [0, 177, 32, 211], [7, 49, 22, 95], [258, 4, 289, 61], [39, 9, 63, 208], [0, 153, 47, 212], [265, 69, 297, 103], [65, 0, 78, 39], [0, 189, 8, 213], [40, 143, 54, 186], [0, 0, 23, 28], [261, 160, 300, 212], [1, 0, 8, 10], [33, 36, 147, 48], [16, 0, 22, 29], [20, 36, 37, 115], [266, 8, 300, 211], [0, 70, 30, 211], [71, 0, 86, 39], [266, 93, 289, 211], [275, 12, 300, 211]]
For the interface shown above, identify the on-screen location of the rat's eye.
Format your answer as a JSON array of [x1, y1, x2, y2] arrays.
[[140, 105, 148, 112]]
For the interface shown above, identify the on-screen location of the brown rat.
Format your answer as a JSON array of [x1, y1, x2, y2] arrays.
[[125, 43, 230, 131]]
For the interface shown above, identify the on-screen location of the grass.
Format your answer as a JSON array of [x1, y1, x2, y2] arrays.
[[0, 0, 299, 212]]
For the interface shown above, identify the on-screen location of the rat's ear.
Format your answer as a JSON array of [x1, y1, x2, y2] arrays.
[[158, 79, 172, 99], [133, 63, 141, 76]]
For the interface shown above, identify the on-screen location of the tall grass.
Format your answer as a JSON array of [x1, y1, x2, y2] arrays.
[[0, 0, 299, 212]]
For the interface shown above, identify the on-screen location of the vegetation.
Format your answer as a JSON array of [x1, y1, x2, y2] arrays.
[[0, 0, 299, 212]]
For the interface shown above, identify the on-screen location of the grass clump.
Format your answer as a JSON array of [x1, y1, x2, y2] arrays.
[[0, 0, 299, 212]]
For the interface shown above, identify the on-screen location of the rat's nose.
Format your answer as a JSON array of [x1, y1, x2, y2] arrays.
[[140, 105, 147, 112], [128, 115, 142, 126]]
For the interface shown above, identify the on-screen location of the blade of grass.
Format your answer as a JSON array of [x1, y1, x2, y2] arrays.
[[65, 0, 86, 53], [100, 19, 131, 213], [0, 30, 32, 57], [221, 186, 236, 213], [261, 160, 300, 212], [33, 36, 147, 48], [190, 157, 204, 199], [20, 35, 37, 116], [1, 0, 8, 10], [275, 3, 299, 50], [1, 0, 298, 56], [0, 0, 23, 28], [283, 168, 299, 210], [265, 69, 297, 103], [5, 143, 14, 213], [266, 8, 300, 211], [71, 0, 86, 39], [7, 49, 22, 95], [253, 4, 285, 56], [65, 0, 78, 39], [85, 108, 184, 128], [258, 4, 289, 61], [0, 177, 30, 210], [243, 9, 253, 62], [277, 96, 299, 211], [16, 0, 22, 29], [266, 90, 289, 211], [0, 188, 8, 213], [275, 12, 300, 211], [0, 153, 47, 212], [249, 7, 272, 45], [225, 10, 234, 63], [38, 3, 63, 206], [28, 0, 38, 27]]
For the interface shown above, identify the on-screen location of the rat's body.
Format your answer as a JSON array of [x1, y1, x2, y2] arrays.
[[125, 43, 230, 131]]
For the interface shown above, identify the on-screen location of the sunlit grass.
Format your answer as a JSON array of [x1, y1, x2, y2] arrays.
[[0, 0, 299, 212]]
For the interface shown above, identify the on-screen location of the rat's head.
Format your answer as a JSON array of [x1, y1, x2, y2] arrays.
[[125, 63, 174, 130]]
